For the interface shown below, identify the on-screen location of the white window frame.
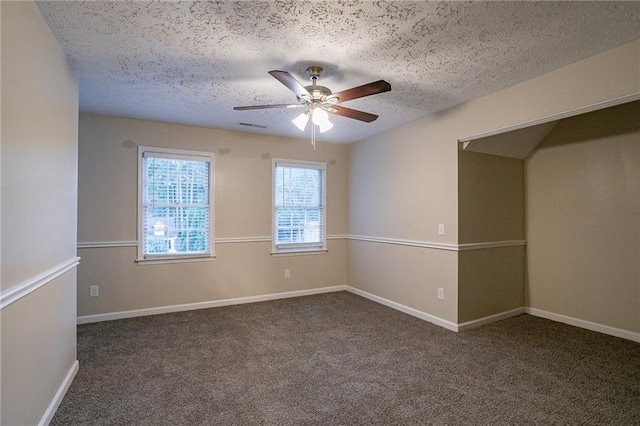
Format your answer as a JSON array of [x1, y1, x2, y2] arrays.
[[137, 146, 215, 264], [272, 158, 327, 255]]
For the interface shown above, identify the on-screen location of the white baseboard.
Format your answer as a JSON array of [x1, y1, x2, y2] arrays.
[[526, 307, 640, 343], [40, 360, 79, 426], [457, 307, 526, 331], [77, 285, 347, 324], [345, 286, 639, 342], [76, 284, 640, 343], [345, 286, 459, 332]]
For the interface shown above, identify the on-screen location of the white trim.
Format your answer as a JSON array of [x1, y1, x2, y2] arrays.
[[39, 360, 79, 426], [526, 307, 640, 343], [348, 235, 525, 251], [77, 238, 274, 248], [345, 287, 638, 340], [216, 236, 271, 244], [345, 286, 459, 332], [135, 255, 216, 266], [458, 92, 640, 142], [142, 150, 209, 162], [78, 240, 138, 249], [272, 158, 328, 255], [457, 240, 526, 251], [76, 235, 341, 249], [457, 307, 526, 331], [77, 236, 525, 252], [270, 249, 328, 257], [307, 236, 525, 251], [0, 257, 81, 309], [77, 285, 347, 324], [137, 146, 216, 261], [347, 235, 458, 251]]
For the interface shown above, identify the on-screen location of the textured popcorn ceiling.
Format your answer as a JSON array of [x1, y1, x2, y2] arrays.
[[36, 1, 639, 144]]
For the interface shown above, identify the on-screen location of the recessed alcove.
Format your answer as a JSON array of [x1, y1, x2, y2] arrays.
[[457, 98, 639, 332]]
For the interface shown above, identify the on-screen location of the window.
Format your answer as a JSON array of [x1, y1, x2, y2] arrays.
[[272, 159, 326, 254], [137, 146, 214, 263]]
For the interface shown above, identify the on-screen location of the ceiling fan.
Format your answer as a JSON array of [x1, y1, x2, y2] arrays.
[[234, 66, 391, 142]]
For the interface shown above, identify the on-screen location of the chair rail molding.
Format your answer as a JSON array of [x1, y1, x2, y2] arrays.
[[347, 235, 525, 251], [77, 236, 526, 252], [0, 256, 81, 309], [79, 235, 350, 249]]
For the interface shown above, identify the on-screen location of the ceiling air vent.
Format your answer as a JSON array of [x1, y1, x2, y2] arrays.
[[239, 122, 267, 129]]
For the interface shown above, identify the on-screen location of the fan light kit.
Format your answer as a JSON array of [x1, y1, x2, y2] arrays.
[[234, 66, 391, 149]]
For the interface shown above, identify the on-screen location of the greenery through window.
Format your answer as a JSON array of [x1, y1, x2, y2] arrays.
[[138, 147, 214, 261]]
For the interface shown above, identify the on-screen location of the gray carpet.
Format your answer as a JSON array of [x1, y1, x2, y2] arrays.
[[52, 291, 639, 425]]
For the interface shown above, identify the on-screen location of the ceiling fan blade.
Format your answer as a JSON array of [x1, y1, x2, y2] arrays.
[[329, 106, 379, 123], [268, 70, 311, 99], [234, 103, 304, 111], [331, 80, 391, 104]]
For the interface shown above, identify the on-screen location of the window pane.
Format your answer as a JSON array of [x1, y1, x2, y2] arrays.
[[147, 236, 169, 254], [141, 150, 212, 258], [273, 162, 325, 249], [277, 209, 292, 227], [277, 229, 292, 244]]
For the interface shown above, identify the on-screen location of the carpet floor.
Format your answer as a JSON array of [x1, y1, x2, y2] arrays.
[[52, 291, 639, 425]]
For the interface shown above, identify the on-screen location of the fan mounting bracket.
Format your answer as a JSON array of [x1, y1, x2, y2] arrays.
[[298, 66, 331, 102], [306, 66, 323, 81]]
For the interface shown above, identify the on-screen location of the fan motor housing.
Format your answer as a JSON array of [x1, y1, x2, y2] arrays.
[[305, 84, 332, 100]]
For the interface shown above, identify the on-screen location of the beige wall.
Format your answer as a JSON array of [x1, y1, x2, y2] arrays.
[[347, 241, 458, 323], [526, 102, 639, 333], [1, 2, 78, 288], [346, 107, 461, 323], [77, 114, 348, 316], [457, 149, 525, 323], [458, 150, 525, 244], [1, 276, 77, 425], [458, 246, 525, 323], [1, 1, 79, 424], [348, 40, 639, 326]]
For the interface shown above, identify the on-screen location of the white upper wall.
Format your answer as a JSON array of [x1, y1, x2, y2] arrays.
[[1, 0, 79, 290], [1, 1, 79, 424]]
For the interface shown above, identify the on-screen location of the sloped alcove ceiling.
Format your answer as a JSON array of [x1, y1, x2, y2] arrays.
[[462, 121, 560, 160], [460, 96, 639, 159]]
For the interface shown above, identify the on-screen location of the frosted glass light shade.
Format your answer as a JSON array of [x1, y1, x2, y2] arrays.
[[312, 108, 329, 125], [318, 120, 333, 133], [292, 112, 310, 131], [311, 108, 333, 132]]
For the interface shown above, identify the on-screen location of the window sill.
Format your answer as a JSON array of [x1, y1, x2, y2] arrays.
[[271, 249, 328, 257], [136, 255, 216, 266]]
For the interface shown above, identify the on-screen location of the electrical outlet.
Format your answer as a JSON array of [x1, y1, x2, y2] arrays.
[[437, 287, 444, 300], [89, 285, 99, 297], [284, 269, 290, 278], [438, 223, 445, 235]]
